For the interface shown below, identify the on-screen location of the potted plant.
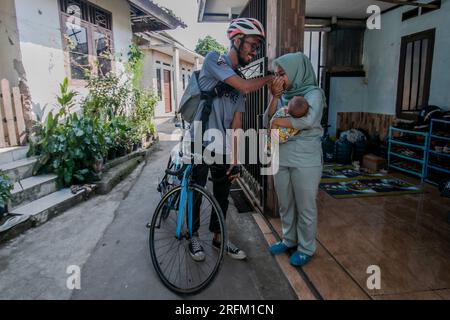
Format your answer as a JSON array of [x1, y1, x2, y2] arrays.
[[0, 172, 14, 220], [93, 156, 104, 174]]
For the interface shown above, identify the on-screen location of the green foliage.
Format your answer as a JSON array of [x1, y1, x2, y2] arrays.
[[132, 89, 157, 138], [104, 116, 139, 153], [32, 112, 108, 187], [0, 173, 14, 209], [126, 43, 145, 91], [83, 74, 131, 121], [27, 78, 78, 157], [31, 79, 108, 187], [195, 35, 227, 57], [57, 77, 78, 116]]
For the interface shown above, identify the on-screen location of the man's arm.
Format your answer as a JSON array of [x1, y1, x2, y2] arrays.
[[224, 75, 274, 95]]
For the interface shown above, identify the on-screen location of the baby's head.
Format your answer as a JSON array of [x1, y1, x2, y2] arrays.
[[287, 96, 309, 118]]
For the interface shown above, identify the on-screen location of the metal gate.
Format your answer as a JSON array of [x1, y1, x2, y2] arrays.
[[239, 58, 268, 211], [238, 0, 268, 212]]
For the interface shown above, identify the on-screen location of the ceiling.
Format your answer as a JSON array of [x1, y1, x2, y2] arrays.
[[305, 0, 398, 19], [198, 0, 249, 22], [197, 0, 417, 22]]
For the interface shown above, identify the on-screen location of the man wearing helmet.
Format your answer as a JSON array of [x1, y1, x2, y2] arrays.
[[188, 18, 276, 262]]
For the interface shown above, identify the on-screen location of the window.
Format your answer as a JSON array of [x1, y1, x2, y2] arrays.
[[402, 1, 441, 20], [402, 8, 419, 21], [304, 30, 326, 87], [59, 0, 113, 81], [182, 74, 186, 90], [156, 68, 162, 100], [396, 29, 435, 120]]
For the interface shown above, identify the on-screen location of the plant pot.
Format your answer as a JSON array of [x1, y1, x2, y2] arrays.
[[141, 137, 148, 149], [107, 149, 117, 160], [117, 147, 127, 157], [93, 158, 104, 174], [92, 172, 102, 182]]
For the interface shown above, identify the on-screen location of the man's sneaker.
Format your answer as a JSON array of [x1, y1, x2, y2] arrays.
[[212, 239, 247, 260], [189, 237, 205, 262]]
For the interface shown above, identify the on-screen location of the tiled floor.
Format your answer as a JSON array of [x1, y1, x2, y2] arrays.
[[269, 173, 450, 300]]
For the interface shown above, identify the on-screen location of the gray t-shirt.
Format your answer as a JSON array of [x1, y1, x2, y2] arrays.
[[188, 52, 245, 154]]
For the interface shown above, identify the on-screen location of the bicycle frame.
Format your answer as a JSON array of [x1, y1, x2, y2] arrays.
[[175, 164, 194, 240]]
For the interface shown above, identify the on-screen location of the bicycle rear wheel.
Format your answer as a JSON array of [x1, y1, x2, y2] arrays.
[[148, 184, 226, 294]]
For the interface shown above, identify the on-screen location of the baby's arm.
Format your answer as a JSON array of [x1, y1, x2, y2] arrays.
[[270, 118, 294, 129]]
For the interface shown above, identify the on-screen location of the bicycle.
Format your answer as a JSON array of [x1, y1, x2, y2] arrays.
[[147, 122, 227, 294]]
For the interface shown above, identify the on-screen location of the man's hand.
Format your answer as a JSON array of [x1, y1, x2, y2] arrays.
[[226, 164, 241, 182]]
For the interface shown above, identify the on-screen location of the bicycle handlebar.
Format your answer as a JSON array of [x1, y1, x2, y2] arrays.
[[165, 164, 187, 176]]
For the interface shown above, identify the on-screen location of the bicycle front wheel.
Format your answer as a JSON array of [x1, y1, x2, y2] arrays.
[[148, 184, 226, 294]]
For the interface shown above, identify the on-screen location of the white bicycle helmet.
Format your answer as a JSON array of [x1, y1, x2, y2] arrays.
[[227, 18, 265, 41]]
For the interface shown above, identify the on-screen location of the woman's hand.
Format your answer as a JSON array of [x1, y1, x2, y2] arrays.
[[265, 77, 284, 125], [270, 77, 284, 98]]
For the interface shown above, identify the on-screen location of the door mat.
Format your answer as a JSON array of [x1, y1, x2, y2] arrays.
[[322, 164, 385, 183], [230, 188, 254, 213], [320, 177, 422, 199]]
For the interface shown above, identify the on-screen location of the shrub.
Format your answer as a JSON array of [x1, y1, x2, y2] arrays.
[[83, 74, 132, 121], [132, 89, 157, 139], [31, 78, 108, 187]]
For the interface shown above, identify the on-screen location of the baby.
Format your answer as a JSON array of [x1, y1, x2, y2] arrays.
[[268, 96, 309, 149]]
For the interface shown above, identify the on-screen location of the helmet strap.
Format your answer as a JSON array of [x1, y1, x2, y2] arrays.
[[232, 36, 248, 67]]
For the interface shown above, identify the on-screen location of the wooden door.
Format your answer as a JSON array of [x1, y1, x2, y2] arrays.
[[163, 70, 172, 113]]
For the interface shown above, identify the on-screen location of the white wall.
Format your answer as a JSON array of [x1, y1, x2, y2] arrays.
[[0, 0, 22, 87], [13, 0, 133, 117], [363, 0, 450, 113], [328, 77, 367, 137], [14, 0, 67, 117]]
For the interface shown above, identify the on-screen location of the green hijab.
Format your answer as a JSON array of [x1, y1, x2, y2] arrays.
[[272, 52, 320, 105]]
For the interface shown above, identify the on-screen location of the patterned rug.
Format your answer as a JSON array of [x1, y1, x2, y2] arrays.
[[320, 164, 422, 199]]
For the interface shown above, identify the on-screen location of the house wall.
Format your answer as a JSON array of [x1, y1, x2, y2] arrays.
[[363, 1, 450, 114], [13, 0, 133, 117], [143, 49, 196, 117], [153, 51, 176, 117], [328, 77, 367, 136], [328, 2, 450, 135], [0, 0, 22, 87]]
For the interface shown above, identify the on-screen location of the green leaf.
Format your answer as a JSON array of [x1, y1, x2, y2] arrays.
[[75, 129, 84, 137], [64, 169, 72, 185]]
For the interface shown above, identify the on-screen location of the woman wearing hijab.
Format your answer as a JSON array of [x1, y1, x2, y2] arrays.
[[263, 52, 325, 267]]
